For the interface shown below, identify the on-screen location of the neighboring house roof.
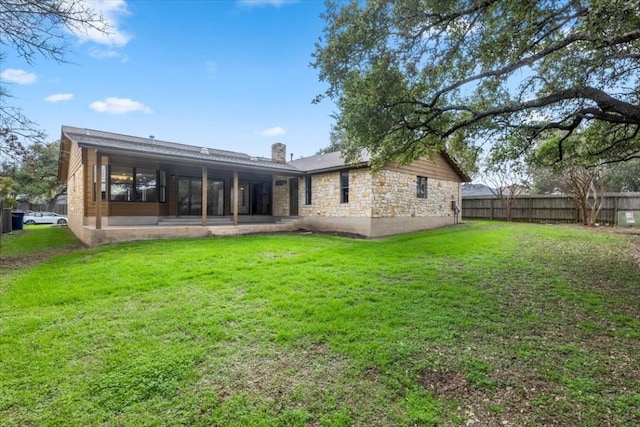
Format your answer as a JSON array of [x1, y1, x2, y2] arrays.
[[462, 183, 495, 197], [59, 126, 301, 177], [462, 184, 531, 197]]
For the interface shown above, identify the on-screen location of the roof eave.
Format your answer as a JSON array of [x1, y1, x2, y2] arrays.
[[76, 141, 303, 176], [298, 161, 369, 174]]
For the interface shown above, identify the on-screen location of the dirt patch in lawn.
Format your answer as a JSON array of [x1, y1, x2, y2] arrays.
[[423, 359, 638, 426], [0, 246, 84, 273], [417, 225, 640, 426], [195, 343, 401, 426], [627, 234, 640, 268], [591, 225, 640, 268]]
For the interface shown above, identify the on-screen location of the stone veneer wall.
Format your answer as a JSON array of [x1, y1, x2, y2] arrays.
[[66, 160, 102, 246], [298, 168, 459, 219], [65, 141, 87, 242], [297, 166, 462, 237], [272, 175, 290, 216], [371, 169, 460, 218], [298, 168, 373, 217]]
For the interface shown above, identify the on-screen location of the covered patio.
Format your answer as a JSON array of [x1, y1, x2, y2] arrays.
[[58, 127, 303, 246]]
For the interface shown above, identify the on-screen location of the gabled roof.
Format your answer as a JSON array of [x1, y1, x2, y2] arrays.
[[60, 126, 301, 175], [290, 150, 370, 173], [292, 149, 471, 182]]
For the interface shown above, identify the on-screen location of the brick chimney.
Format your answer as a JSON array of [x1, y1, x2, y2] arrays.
[[271, 142, 286, 163]]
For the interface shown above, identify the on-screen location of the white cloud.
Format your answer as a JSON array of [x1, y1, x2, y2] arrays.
[[71, 0, 132, 47], [89, 47, 129, 62], [258, 126, 286, 137], [0, 68, 37, 85], [90, 97, 152, 114], [44, 93, 74, 102], [238, 0, 297, 7]]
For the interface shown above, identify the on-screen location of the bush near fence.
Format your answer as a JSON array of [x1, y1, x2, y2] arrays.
[[462, 192, 640, 225]]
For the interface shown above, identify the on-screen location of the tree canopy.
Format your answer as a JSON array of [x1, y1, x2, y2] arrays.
[[316, 124, 348, 154], [0, 141, 65, 208], [18, 141, 66, 207], [0, 0, 109, 160], [313, 0, 640, 172]]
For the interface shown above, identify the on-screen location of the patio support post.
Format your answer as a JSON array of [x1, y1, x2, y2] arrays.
[[233, 170, 239, 226], [201, 166, 208, 226], [95, 150, 102, 230]]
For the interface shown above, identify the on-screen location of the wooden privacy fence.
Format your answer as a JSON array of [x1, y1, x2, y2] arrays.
[[462, 192, 640, 225], [16, 202, 68, 215]]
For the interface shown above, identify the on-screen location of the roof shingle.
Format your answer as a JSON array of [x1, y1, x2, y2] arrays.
[[61, 126, 301, 173], [290, 150, 369, 172]]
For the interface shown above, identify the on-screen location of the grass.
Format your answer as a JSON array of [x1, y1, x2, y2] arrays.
[[0, 224, 80, 257], [0, 222, 638, 426]]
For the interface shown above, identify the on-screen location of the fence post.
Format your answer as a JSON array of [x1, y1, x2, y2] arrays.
[[490, 198, 494, 220], [614, 196, 619, 225]]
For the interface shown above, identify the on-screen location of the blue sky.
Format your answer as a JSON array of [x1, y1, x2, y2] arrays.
[[1, 0, 335, 159]]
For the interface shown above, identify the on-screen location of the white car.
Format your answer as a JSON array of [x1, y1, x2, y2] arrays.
[[23, 212, 68, 225]]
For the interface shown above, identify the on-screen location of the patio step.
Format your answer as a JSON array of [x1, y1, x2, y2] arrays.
[[157, 217, 232, 226], [209, 221, 299, 236], [157, 216, 299, 227]]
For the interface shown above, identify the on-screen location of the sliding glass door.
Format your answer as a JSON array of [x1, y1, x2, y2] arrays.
[[207, 179, 224, 215], [178, 177, 202, 215], [179, 177, 225, 216], [252, 181, 271, 215]]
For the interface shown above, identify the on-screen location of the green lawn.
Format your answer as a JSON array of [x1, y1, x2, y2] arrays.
[[0, 224, 80, 257], [1, 222, 638, 426]]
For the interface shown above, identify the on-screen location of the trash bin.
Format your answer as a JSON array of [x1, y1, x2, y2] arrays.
[[11, 211, 25, 231]]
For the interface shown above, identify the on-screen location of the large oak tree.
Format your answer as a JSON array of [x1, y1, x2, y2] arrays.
[[312, 0, 640, 172]]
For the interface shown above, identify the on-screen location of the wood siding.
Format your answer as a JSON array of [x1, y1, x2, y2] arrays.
[[386, 154, 463, 182], [84, 149, 102, 216], [68, 139, 83, 177], [109, 202, 160, 216]]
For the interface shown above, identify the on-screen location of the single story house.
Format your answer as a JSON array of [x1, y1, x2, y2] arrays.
[[58, 126, 470, 246]]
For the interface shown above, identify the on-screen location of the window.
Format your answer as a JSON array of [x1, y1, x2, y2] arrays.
[[93, 164, 108, 201], [417, 176, 428, 198], [305, 175, 312, 205], [158, 171, 167, 203], [110, 166, 133, 201], [136, 168, 158, 202], [110, 167, 161, 202], [340, 171, 349, 203]]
